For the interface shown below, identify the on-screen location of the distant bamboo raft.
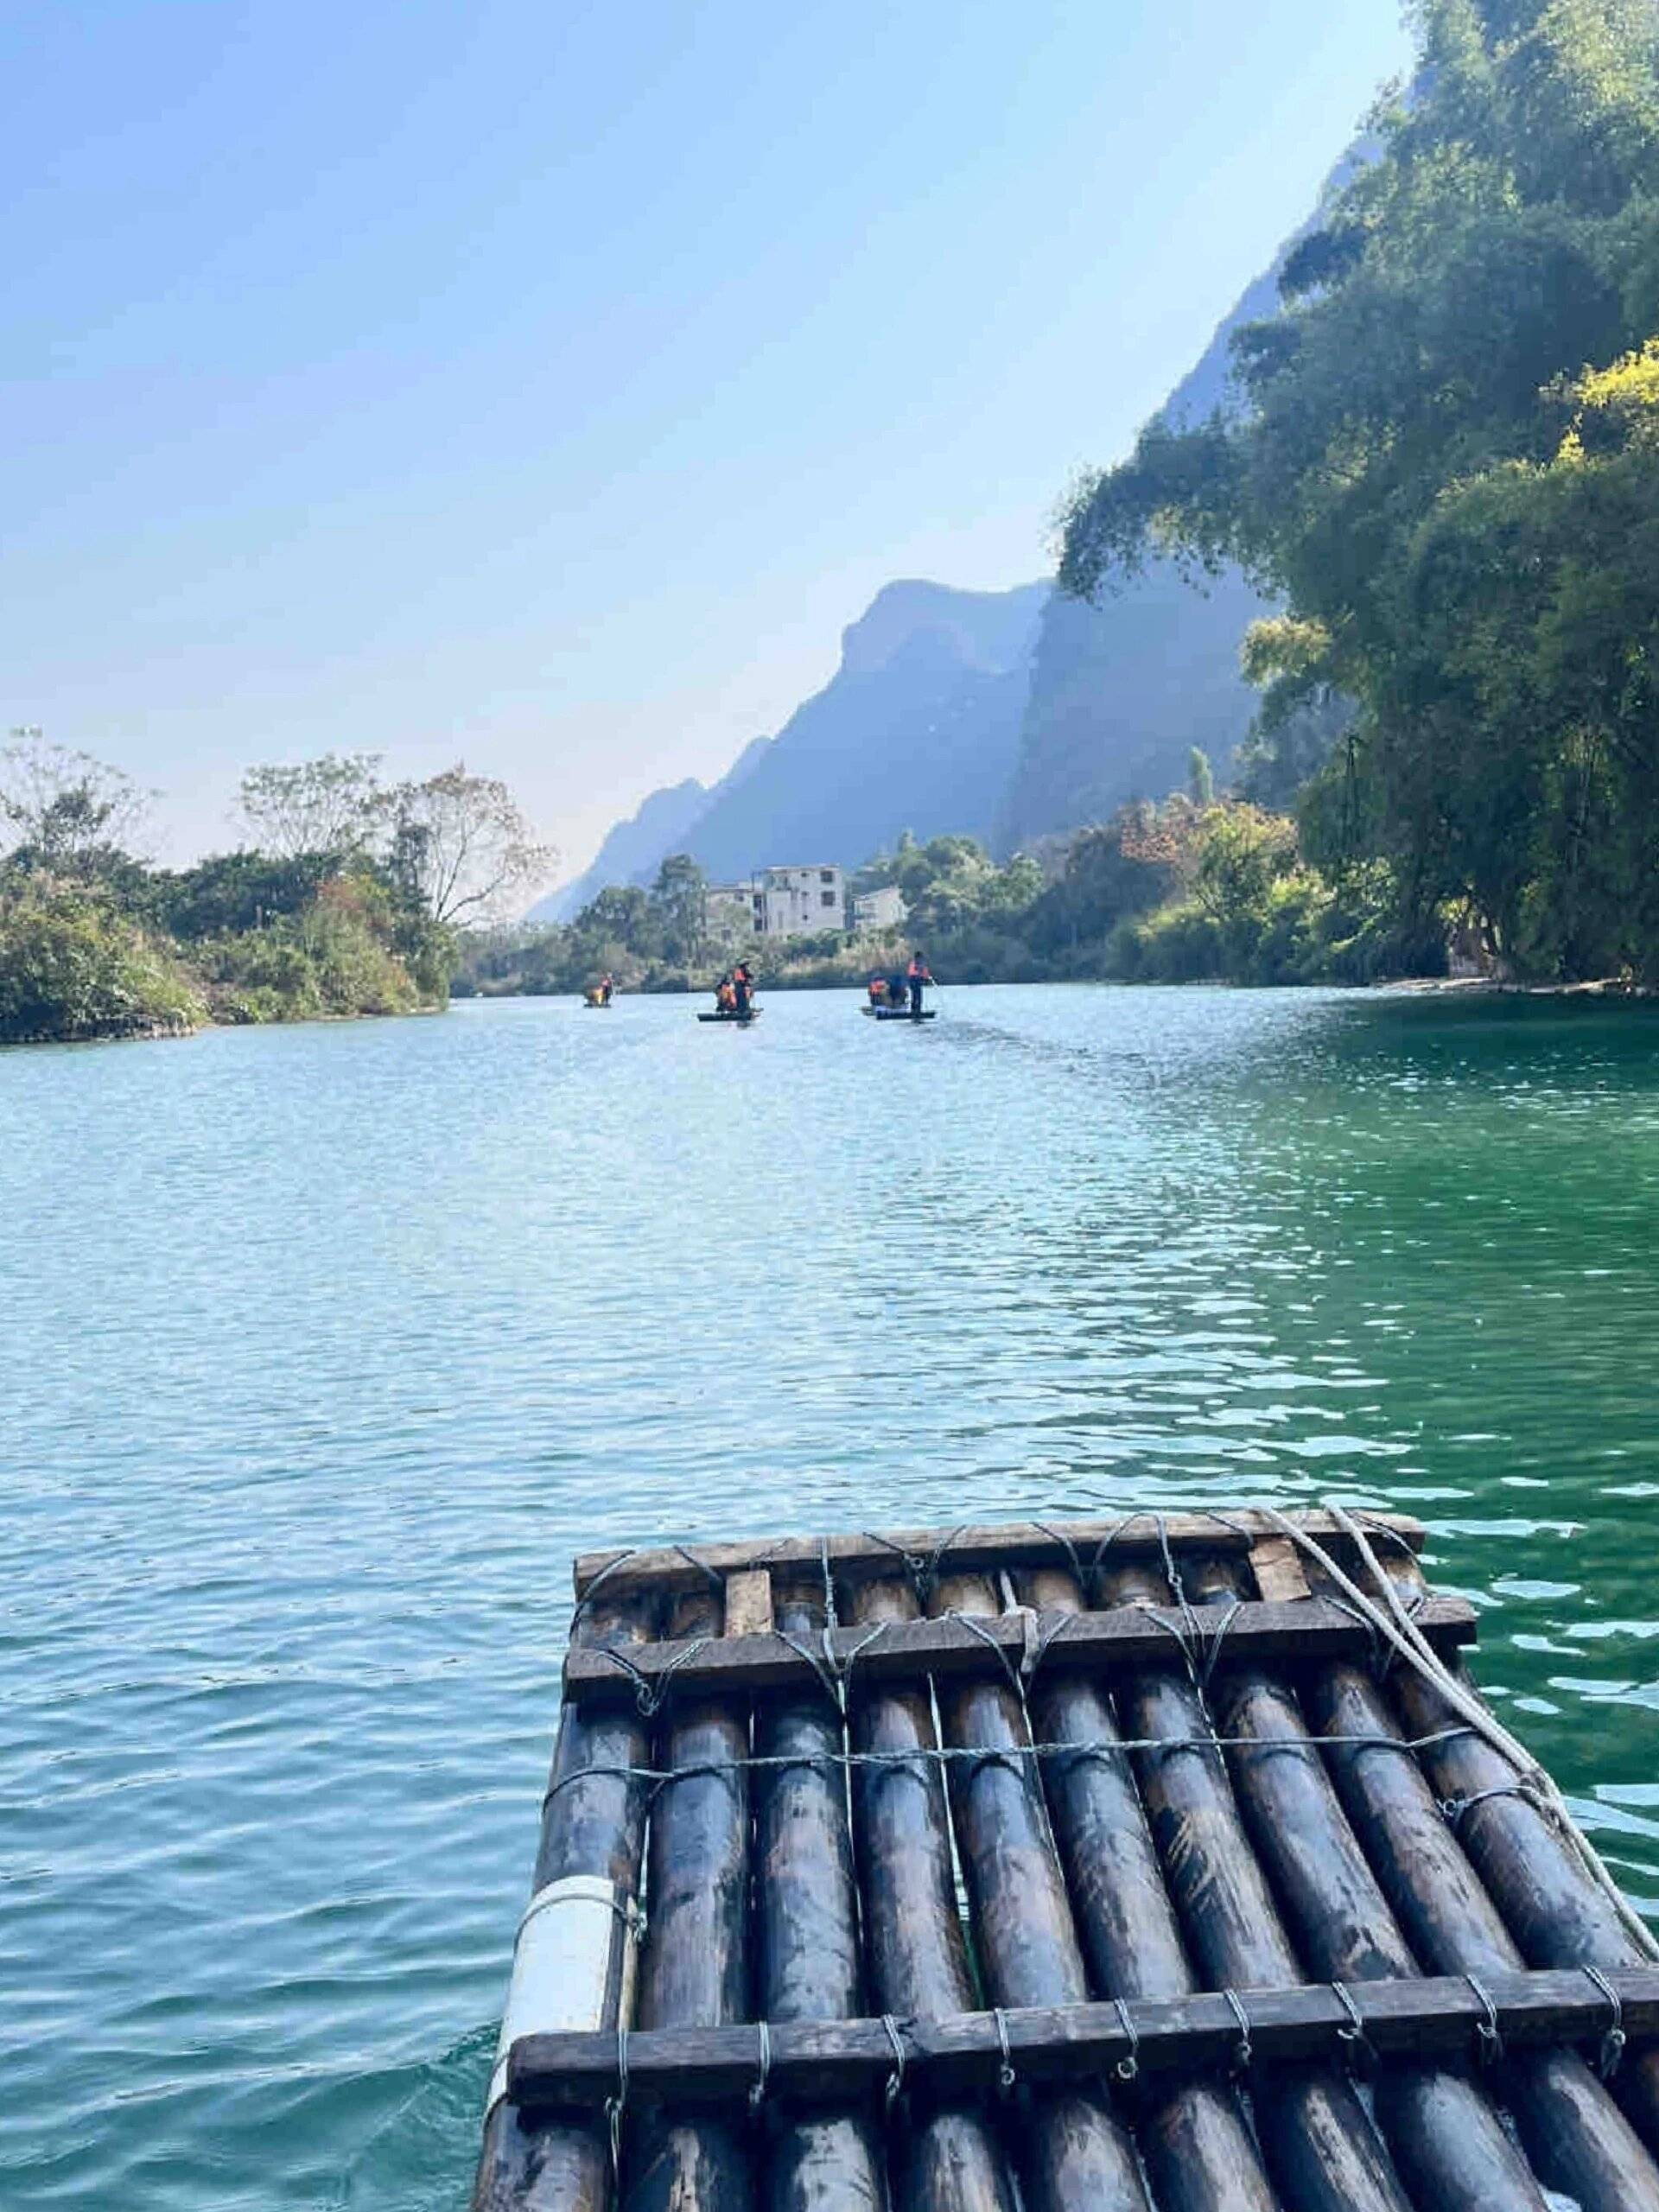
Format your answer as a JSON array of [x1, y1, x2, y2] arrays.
[[472, 1506, 1659, 2212]]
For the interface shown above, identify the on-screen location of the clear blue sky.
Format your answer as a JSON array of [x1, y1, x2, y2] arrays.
[[3, 1, 1414, 876]]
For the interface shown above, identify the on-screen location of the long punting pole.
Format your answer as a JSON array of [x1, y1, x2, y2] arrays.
[[1090, 1554, 1424, 2212], [1304, 1652, 1659, 2209], [755, 1580, 887, 2212], [1190, 1549, 1659, 2212], [925, 1569, 1154, 2212], [626, 1586, 753, 2212], [843, 1574, 1017, 2212], [1013, 1565, 1281, 2212], [473, 1592, 658, 2212]]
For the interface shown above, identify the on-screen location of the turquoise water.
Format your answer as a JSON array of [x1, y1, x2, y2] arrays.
[[4, 984, 1659, 2208]]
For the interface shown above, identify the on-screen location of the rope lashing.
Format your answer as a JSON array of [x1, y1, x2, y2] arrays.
[[594, 1636, 715, 1719], [881, 2013, 909, 2113], [1112, 1997, 1141, 2083], [1030, 1519, 1088, 1593], [1584, 1964, 1628, 2081], [860, 1526, 968, 1606], [1465, 1973, 1504, 2069], [605, 2025, 628, 2183], [1441, 1780, 1548, 1834], [992, 2006, 1016, 2094], [538, 1721, 1484, 1815], [1330, 1980, 1374, 2075], [1224, 1988, 1255, 2074], [1265, 1501, 1659, 1967], [568, 1548, 638, 1636], [776, 1622, 886, 1719], [669, 1543, 725, 1599], [749, 2019, 772, 2115]]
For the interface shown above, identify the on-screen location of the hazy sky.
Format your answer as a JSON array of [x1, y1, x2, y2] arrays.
[[4, 1, 1414, 878]]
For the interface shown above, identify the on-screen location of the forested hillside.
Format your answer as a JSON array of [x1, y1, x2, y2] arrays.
[[1062, 0, 1659, 982]]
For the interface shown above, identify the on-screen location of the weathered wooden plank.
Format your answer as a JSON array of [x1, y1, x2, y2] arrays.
[[507, 1968, 1659, 2112], [1248, 1533, 1312, 1604], [562, 1593, 1476, 1707], [573, 1510, 1424, 1598], [722, 1569, 773, 1637]]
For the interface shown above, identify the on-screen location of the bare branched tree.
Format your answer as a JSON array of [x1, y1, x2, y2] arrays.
[[236, 753, 389, 859], [0, 728, 156, 869], [387, 765, 556, 925]]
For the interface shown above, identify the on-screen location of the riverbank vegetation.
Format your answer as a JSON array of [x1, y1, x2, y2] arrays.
[[0, 736, 550, 1044], [1062, 0, 1659, 984], [454, 801, 1445, 998]]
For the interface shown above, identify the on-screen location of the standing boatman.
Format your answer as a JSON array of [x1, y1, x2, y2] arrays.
[[906, 950, 932, 1016]]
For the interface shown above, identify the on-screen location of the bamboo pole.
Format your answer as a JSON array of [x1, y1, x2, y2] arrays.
[[1358, 1547, 1659, 2153], [1182, 1554, 1557, 2211], [843, 1573, 1016, 2212], [1306, 1653, 1659, 2196], [1090, 1556, 1418, 2212], [1014, 1565, 1281, 2212], [474, 1592, 658, 2212], [925, 1570, 1153, 2212], [626, 1587, 753, 2212], [1198, 1555, 1659, 2212], [757, 1580, 887, 2212]]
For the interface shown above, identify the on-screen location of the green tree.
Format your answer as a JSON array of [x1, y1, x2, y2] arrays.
[[1058, 0, 1659, 976], [0, 730, 154, 879], [650, 854, 709, 966]]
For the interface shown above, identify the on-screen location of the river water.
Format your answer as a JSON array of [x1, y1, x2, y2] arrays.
[[4, 984, 1659, 2207]]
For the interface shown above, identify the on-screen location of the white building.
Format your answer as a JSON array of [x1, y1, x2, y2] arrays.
[[851, 884, 906, 936], [708, 865, 846, 940]]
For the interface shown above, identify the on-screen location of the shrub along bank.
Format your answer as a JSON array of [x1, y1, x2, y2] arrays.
[[455, 804, 1452, 1001], [0, 742, 545, 1046]]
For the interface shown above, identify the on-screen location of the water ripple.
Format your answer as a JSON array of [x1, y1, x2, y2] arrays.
[[3, 986, 1658, 2204]]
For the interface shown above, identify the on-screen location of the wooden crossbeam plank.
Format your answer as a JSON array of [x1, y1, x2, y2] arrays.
[[572, 1510, 1425, 1599], [721, 1568, 773, 1637], [1249, 1534, 1313, 1605], [509, 1966, 1659, 2113], [562, 1593, 1475, 1707]]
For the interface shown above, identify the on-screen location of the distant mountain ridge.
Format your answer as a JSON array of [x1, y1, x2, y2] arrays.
[[534, 581, 1046, 916], [540, 147, 1371, 915]]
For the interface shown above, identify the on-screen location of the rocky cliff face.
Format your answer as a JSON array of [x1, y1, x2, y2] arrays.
[[994, 563, 1270, 850], [548, 143, 1376, 907], [675, 580, 1046, 881]]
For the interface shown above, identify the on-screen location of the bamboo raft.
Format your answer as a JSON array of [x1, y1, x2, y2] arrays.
[[473, 1505, 1659, 2212]]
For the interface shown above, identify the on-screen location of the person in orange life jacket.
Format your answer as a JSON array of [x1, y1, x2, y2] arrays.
[[732, 961, 754, 1016], [906, 952, 932, 1014]]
